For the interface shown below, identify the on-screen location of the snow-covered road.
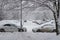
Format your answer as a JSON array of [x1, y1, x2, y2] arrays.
[[0, 32, 59, 40]]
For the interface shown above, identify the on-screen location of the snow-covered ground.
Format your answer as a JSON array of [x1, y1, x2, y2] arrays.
[[0, 32, 60, 40]]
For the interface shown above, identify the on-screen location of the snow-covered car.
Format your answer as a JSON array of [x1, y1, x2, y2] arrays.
[[32, 24, 56, 32], [0, 20, 27, 32], [32, 20, 56, 32], [0, 24, 27, 32]]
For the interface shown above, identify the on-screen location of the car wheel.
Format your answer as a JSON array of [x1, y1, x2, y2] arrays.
[[36, 29, 41, 32], [18, 28, 27, 32], [52, 29, 56, 32], [0, 28, 5, 32], [18, 28, 24, 32]]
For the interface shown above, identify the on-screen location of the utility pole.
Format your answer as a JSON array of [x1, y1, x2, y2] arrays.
[[20, 0, 23, 31]]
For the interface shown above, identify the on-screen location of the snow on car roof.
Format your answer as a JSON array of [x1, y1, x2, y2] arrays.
[[0, 20, 20, 28]]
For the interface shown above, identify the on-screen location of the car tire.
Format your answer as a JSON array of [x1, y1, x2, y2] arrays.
[[52, 29, 56, 32], [18, 28, 27, 32], [0, 28, 5, 32]]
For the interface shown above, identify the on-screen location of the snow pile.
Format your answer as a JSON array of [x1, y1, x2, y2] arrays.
[[23, 20, 39, 32]]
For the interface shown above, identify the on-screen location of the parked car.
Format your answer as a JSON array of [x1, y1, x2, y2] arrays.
[[0, 20, 27, 32], [0, 23, 27, 32], [32, 25, 56, 32], [32, 20, 56, 32]]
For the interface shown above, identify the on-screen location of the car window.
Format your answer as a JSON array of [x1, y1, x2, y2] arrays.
[[4, 24, 11, 26], [3, 24, 18, 28]]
